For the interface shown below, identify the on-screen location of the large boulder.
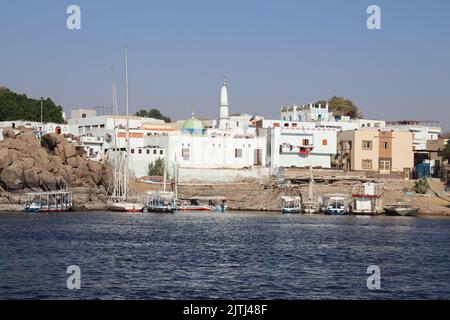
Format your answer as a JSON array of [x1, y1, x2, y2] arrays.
[[66, 156, 78, 168], [0, 148, 13, 169], [2, 127, 16, 140], [76, 156, 88, 172], [17, 131, 39, 145], [64, 143, 77, 159], [41, 133, 61, 151], [1, 163, 24, 190], [16, 157, 34, 170], [23, 167, 42, 189], [87, 161, 103, 174], [39, 171, 58, 191]]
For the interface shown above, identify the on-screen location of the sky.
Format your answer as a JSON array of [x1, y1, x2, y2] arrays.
[[0, 0, 449, 130]]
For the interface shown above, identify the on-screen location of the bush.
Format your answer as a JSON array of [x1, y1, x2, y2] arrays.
[[148, 157, 165, 176], [413, 178, 429, 194]]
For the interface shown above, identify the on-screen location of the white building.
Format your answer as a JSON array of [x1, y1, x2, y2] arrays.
[[280, 103, 385, 131], [265, 123, 337, 170], [386, 120, 442, 151]]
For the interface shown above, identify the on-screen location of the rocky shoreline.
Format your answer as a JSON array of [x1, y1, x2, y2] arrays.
[[0, 128, 113, 211], [1, 128, 448, 217]]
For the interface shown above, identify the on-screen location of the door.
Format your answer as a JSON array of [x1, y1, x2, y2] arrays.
[[379, 160, 391, 174], [254, 149, 262, 166]]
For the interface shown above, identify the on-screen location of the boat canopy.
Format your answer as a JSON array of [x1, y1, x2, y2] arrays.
[[179, 196, 227, 201]]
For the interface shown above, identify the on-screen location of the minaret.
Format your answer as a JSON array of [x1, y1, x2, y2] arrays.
[[219, 77, 230, 129]]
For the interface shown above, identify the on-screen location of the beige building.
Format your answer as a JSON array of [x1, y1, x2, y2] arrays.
[[337, 129, 414, 174]]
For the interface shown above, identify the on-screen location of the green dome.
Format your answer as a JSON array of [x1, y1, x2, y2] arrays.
[[182, 113, 205, 135]]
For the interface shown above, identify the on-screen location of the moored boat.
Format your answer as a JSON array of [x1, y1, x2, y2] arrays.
[[144, 191, 176, 213], [109, 201, 144, 213], [25, 190, 73, 213], [178, 196, 228, 212], [321, 194, 349, 215], [281, 196, 302, 214], [384, 204, 419, 217]]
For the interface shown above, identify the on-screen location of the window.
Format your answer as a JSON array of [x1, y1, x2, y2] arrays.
[[322, 139, 328, 146], [138, 149, 142, 154], [284, 123, 289, 127], [82, 113, 86, 118], [383, 142, 389, 150], [146, 149, 150, 154], [362, 140, 372, 150], [302, 139, 310, 146], [131, 149, 135, 154], [362, 159, 372, 170], [235, 148, 242, 158], [160, 150, 163, 155], [153, 150, 157, 154], [182, 148, 190, 161]]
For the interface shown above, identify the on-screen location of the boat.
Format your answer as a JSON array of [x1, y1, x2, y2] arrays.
[[107, 41, 144, 213], [144, 191, 176, 213], [321, 194, 349, 215], [351, 182, 383, 215], [178, 196, 228, 212], [25, 190, 73, 213], [384, 204, 419, 217], [281, 196, 302, 214]]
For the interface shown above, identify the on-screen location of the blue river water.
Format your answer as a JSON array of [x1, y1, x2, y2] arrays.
[[0, 211, 449, 299]]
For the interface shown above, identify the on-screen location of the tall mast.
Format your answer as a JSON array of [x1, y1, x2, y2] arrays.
[[124, 37, 130, 200], [111, 66, 118, 199]]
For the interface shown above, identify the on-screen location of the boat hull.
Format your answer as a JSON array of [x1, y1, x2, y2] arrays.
[[25, 207, 72, 213], [145, 206, 176, 213], [384, 207, 419, 217], [282, 208, 302, 214], [109, 203, 144, 213], [179, 206, 226, 212]]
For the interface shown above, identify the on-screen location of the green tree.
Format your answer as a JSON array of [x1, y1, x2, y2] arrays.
[[0, 87, 65, 123], [134, 108, 171, 123], [443, 141, 450, 162], [315, 96, 363, 119], [148, 157, 165, 176]]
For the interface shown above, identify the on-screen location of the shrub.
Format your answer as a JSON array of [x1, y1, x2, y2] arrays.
[[413, 178, 429, 194]]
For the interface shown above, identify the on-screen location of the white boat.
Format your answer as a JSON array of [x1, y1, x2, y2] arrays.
[[178, 196, 228, 212], [321, 194, 349, 215], [281, 196, 302, 214], [25, 190, 73, 213]]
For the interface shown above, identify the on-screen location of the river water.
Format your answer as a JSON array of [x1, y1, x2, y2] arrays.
[[0, 211, 449, 299]]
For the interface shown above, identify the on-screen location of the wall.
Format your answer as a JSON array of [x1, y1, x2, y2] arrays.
[[391, 131, 414, 172], [177, 167, 270, 183]]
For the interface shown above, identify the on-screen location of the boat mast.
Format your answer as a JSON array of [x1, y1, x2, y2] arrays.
[[124, 38, 130, 200], [111, 66, 118, 199]]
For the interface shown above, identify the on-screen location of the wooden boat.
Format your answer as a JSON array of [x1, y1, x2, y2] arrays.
[[384, 204, 419, 217], [144, 191, 176, 213], [25, 190, 73, 213], [178, 196, 228, 212], [321, 194, 349, 215], [109, 201, 143, 213], [281, 196, 302, 214]]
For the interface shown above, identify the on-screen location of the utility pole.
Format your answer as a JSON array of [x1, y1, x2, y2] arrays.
[[40, 97, 43, 134]]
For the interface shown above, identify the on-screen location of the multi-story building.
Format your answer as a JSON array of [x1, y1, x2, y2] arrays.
[[386, 120, 441, 151], [337, 129, 414, 174]]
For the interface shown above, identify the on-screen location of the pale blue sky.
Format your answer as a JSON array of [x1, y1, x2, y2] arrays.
[[0, 0, 449, 130]]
